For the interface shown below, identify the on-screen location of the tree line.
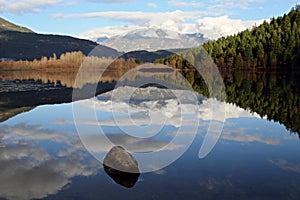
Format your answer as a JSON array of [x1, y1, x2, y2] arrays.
[[0, 51, 139, 71], [156, 8, 300, 69], [223, 70, 300, 136]]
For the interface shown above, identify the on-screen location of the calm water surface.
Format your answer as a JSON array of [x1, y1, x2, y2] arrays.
[[0, 70, 299, 200]]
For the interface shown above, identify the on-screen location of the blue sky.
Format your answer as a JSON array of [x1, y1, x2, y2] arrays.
[[0, 0, 297, 39]]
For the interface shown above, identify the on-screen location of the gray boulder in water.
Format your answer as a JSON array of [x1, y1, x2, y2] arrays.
[[103, 146, 140, 188]]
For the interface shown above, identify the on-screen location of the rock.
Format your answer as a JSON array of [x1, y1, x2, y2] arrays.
[[103, 146, 140, 188]]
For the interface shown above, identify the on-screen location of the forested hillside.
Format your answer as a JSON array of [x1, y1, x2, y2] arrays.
[[157, 8, 300, 69], [153, 8, 300, 137], [0, 17, 121, 60], [0, 31, 121, 60]]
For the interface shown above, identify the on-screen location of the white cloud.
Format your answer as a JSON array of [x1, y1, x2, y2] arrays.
[[168, 123, 280, 146], [168, 0, 203, 7], [73, 10, 263, 41], [209, 0, 266, 10], [0, 0, 265, 14], [79, 25, 140, 41], [222, 128, 280, 145], [0, 0, 62, 14], [198, 98, 261, 121], [56, 10, 205, 28], [80, 134, 183, 153], [62, 87, 260, 129], [0, 123, 70, 143], [78, 23, 200, 41], [147, 2, 158, 8], [0, 150, 99, 200], [196, 16, 264, 39], [269, 160, 300, 174]]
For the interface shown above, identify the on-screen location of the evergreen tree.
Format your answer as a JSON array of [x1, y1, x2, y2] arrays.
[[160, 7, 300, 69]]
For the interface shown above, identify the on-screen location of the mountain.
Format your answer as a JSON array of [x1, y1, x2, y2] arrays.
[[0, 18, 121, 60], [0, 31, 121, 60], [96, 36, 109, 43], [0, 17, 33, 33], [120, 49, 187, 63], [93, 86, 259, 122], [101, 28, 207, 52]]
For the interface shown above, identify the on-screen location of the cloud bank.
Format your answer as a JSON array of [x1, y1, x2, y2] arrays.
[[0, 0, 265, 41], [75, 10, 263, 40]]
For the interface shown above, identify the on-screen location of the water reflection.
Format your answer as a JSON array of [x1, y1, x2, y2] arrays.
[[222, 70, 300, 135], [0, 68, 299, 199], [0, 122, 101, 200], [0, 85, 299, 199], [1, 68, 299, 137]]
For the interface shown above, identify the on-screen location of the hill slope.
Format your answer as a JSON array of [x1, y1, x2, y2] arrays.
[[120, 49, 187, 63], [0, 17, 33, 33], [157, 8, 300, 69], [0, 31, 121, 60], [0, 17, 121, 60], [201, 8, 300, 68]]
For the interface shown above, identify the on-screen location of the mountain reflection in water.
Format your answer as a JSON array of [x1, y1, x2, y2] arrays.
[[1, 68, 298, 137], [0, 68, 299, 199]]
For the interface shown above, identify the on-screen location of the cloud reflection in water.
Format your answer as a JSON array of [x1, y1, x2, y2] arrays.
[[0, 124, 100, 200]]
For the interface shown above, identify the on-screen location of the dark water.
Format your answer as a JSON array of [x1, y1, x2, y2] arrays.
[[0, 69, 299, 200]]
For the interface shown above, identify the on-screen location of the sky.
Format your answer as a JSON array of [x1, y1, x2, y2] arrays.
[[0, 0, 297, 40]]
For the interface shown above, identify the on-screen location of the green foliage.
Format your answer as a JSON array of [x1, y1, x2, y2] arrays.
[[223, 70, 300, 136], [155, 7, 300, 137], [204, 8, 300, 68], [160, 8, 300, 69], [134, 58, 141, 64]]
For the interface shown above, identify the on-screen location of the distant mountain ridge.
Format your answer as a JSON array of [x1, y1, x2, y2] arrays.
[[0, 17, 33, 33], [120, 49, 187, 63], [0, 17, 204, 62], [101, 28, 207, 52], [0, 31, 121, 60], [0, 17, 121, 60]]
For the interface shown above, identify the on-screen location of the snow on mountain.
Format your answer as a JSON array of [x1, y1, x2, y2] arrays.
[[80, 86, 260, 125], [78, 15, 263, 52], [100, 28, 206, 52], [96, 36, 109, 43], [79, 26, 140, 42]]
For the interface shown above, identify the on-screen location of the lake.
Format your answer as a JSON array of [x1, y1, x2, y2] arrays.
[[0, 68, 299, 200]]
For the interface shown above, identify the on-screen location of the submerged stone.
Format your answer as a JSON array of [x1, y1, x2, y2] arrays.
[[103, 146, 140, 188]]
